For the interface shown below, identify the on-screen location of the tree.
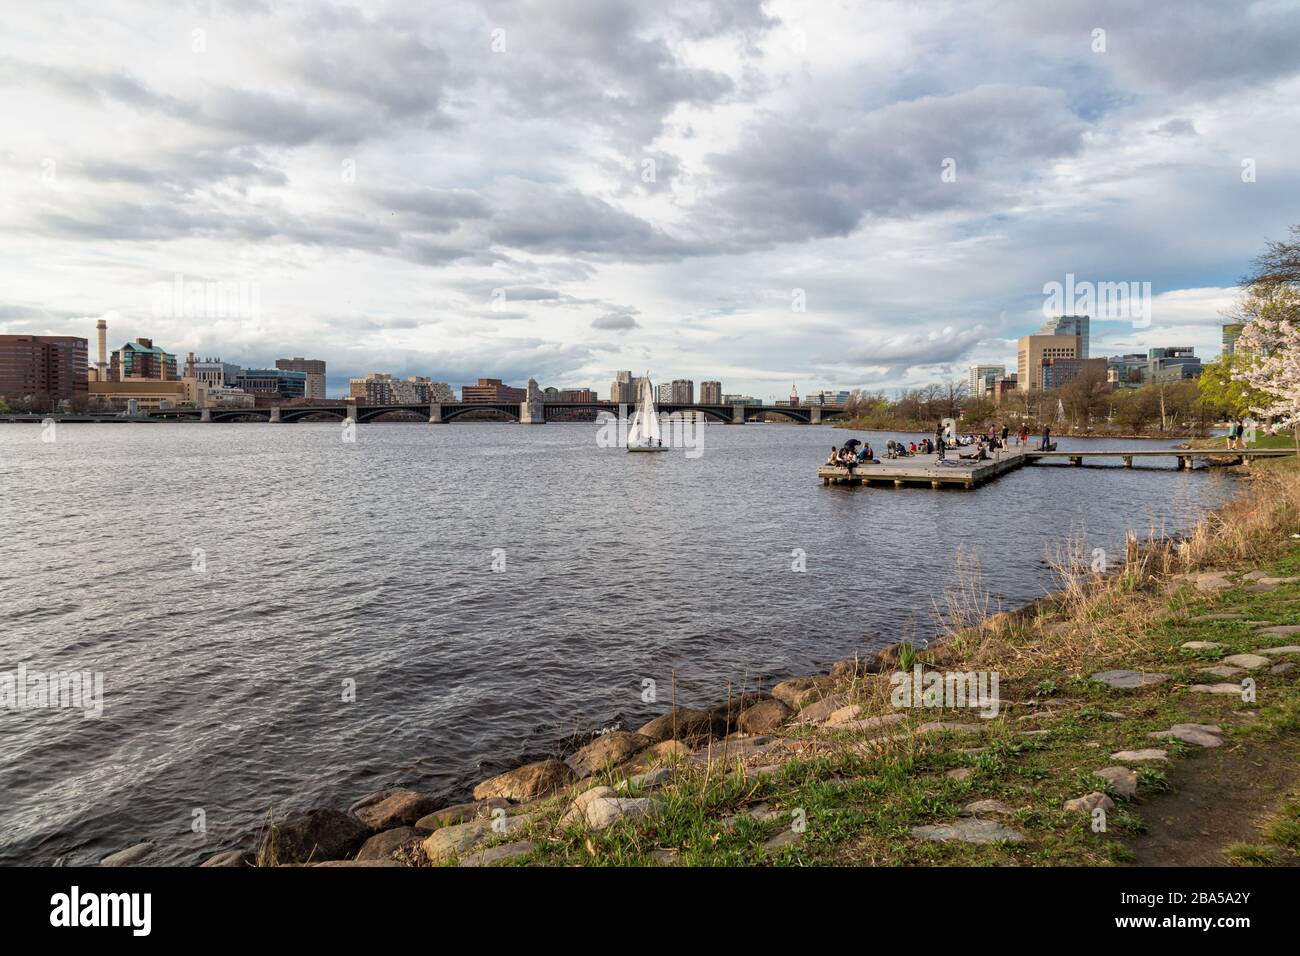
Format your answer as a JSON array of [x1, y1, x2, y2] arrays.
[[1232, 283, 1300, 452], [1060, 363, 1111, 430], [1243, 223, 1300, 289], [1199, 353, 1269, 419]]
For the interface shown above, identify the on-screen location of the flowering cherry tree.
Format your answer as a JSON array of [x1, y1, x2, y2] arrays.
[[1231, 284, 1300, 451]]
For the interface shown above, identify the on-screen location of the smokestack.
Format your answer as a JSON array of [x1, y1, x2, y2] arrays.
[[96, 319, 108, 381]]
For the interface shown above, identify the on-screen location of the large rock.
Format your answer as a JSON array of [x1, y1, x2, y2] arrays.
[[1259, 645, 1300, 655], [793, 694, 850, 724], [911, 819, 1025, 844], [459, 840, 534, 867], [561, 786, 657, 830], [353, 789, 440, 830], [1064, 792, 1114, 813], [1095, 766, 1138, 798], [1110, 748, 1168, 762], [100, 842, 155, 866], [1190, 683, 1246, 695], [1091, 670, 1168, 689], [829, 712, 907, 733], [1220, 653, 1271, 670], [1256, 624, 1300, 635], [422, 813, 533, 863], [565, 732, 653, 778], [473, 759, 575, 802], [737, 698, 792, 734], [259, 808, 369, 865], [636, 708, 720, 743], [200, 849, 253, 867], [356, 826, 426, 861], [1147, 723, 1223, 748], [1181, 641, 1223, 651], [416, 797, 510, 830], [771, 675, 836, 710]]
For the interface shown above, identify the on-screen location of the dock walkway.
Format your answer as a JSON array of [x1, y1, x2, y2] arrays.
[[817, 447, 1295, 490]]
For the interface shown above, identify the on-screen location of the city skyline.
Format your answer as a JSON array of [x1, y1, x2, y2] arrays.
[[2, 3, 1296, 398]]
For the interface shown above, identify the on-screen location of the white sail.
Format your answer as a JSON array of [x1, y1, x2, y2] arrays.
[[627, 374, 661, 447]]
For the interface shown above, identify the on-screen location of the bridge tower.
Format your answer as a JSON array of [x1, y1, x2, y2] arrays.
[[269, 406, 282, 423], [731, 403, 746, 424], [520, 378, 545, 424]]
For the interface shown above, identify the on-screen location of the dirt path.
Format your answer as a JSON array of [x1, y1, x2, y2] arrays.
[[1121, 732, 1300, 866]]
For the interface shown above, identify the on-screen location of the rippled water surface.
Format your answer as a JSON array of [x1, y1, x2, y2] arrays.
[[0, 421, 1239, 864]]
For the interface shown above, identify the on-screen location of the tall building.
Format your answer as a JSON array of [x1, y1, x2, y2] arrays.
[[1039, 314, 1089, 358], [670, 379, 694, 403], [185, 354, 242, 390], [656, 382, 673, 403], [722, 393, 760, 405], [276, 357, 327, 399], [700, 381, 722, 404], [1146, 347, 1201, 383], [1105, 353, 1148, 388], [110, 338, 177, 381], [461, 377, 526, 403], [237, 368, 306, 402], [810, 388, 850, 405], [610, 370, 635, 404], [349, 372, 450, 404], [1040, 357, 1107, 391], [1017, 334, 1079, 391], [968, 364, 1006, 398], [1222, 323, 1244, 356], [0, 335, 89, 404]]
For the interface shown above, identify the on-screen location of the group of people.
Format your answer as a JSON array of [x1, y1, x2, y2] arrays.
[[826, 420, 1053, 469]]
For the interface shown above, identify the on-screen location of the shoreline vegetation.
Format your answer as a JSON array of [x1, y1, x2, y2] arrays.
[[144, 453, 1298, 868]]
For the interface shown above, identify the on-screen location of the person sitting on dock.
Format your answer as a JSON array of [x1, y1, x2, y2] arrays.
[[826, 446, 839, 465]]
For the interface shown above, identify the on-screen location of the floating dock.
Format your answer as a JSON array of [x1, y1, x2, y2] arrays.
[[818, 447, 1295, 490]]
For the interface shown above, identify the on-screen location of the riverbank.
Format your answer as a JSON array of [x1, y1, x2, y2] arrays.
[[162, 455, 1299, 868]]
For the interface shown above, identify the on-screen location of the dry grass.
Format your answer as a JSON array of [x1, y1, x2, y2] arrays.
[[926, 460, 1300, 682]]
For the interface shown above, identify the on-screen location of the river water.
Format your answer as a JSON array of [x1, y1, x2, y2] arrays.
[[0, 421, 1237, 864]]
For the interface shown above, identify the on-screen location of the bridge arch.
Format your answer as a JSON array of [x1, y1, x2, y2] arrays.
[[357, 406, 428, 423], [440, 404, 520, 423]]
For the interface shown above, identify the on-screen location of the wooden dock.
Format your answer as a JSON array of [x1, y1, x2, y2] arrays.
[[818, 447, 1295, 490]]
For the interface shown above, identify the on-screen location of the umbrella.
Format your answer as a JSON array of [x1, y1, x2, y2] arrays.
[[843, 438, 861, 448]]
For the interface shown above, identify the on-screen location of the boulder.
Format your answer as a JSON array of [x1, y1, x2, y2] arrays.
[[636, 708, 720, 743], [100, 842, 155, 867], [200, 849, 254, 868], [353, 789, 440, 830], [1272, 662, 1296, 674], [1110, 748, 1168, 762], [737, 698, 792, 734], [356, 826, 425, 861], [911, 819, 1025, 844], [1095, 766, 1138, 798], [1091, 670, 1169, 689], [561, 786, 657, 830], [771, 675, 836, 710], [259, 808, 369, 865], [565, 731, 652, 778], [1064, 792, 1114, 813], [1189, 683, 1246, 695], [458, 840, 534, 867], [1220, 653, 1270, 670], [962, 799, 1013, 816], [472, 759, 575, 802], [416, 797, 511, 830], [793, 693, 851, 723], [708, 693, 772, 732], [422, 813, 533, 863], [1147, 723, 1223, 748]]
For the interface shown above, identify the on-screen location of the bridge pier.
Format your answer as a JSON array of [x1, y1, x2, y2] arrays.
[[347, 404, 358, 424], [269, 406, 281, 423], [810, 406, 822, 425], [1178, 456, 1191, 470], [428, 402, 442, 423], [1069, 456, 1081, 466], [1122, 455, 1132, 468], [731, 403, 746, 424], [200, 407, 211, 423], [519, 379, 545, 424]]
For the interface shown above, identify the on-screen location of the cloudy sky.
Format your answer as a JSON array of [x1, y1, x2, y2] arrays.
[[2, 0, 1298, 399]]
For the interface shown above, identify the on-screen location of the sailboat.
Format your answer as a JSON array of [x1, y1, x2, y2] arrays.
[[627, 374, 669, 452]]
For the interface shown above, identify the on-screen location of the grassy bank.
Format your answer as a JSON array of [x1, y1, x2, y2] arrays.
[[434, 456, 1300, 867]]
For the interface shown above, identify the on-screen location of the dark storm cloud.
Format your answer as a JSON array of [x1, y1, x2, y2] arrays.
[[701, 84, 1086, 246]]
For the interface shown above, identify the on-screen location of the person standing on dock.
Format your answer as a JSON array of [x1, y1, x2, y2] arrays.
[[1040, 424, 1052, 450], [1018, 424, 1028, 447], [1001, 423, 1009, 448], [935, 421, 946, 461]]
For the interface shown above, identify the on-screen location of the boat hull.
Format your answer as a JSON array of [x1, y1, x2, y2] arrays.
[[627, 445, 670, 453]]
